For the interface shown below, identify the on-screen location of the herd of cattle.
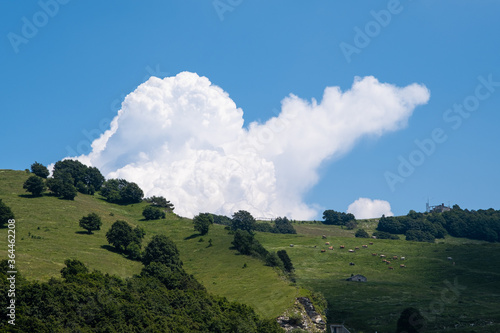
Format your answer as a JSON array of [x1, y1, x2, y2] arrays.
[[317, 235, 407, 270]]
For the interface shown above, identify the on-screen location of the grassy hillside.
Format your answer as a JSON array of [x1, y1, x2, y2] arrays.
[[0, 170, 296, 319], [2, 169, 500, 332], [257, 223, 500, 332]]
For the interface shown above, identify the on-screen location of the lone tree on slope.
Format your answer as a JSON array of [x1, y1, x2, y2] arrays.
[[106, 220, 145, 253], [23, 175, 47, 197], [79, 213, 102, 234], [142, 206, 165, 220], [141, 234, 182, 268], [193, 213, 213, 235]]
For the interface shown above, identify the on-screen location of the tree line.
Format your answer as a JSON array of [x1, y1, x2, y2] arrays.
[[22, 160, 176, 219], [376, 206, 500, 243], [322, 209, 358, 229], [212, 213, 297, 235]]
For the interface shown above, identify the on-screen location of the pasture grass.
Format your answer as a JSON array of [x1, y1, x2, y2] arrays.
[[0, 170, 296, 318], [258, 222, 500, 332], [2, 169, 500, 331]]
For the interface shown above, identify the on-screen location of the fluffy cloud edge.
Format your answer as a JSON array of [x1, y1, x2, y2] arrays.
[[61, 72, 429, 219], [347, 197, 394, 219]]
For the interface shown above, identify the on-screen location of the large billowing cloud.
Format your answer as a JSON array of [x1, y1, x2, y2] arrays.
[[72, 72, 429, 219], [347, 197, 394, 219]]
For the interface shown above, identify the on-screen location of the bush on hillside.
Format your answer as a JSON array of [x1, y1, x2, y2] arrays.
[[23, 175, 46, 196], [79, 213, 102, 234], [0, 199, 15, 227], [142, 206, 165, 220], [373, 231, 400, 240], [106, 220, 145, 257], [355, 229, 370, 238]]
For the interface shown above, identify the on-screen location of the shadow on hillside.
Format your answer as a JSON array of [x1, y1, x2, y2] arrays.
[[96, 197, 140, 206], [75, 231, 92, 235], [184, 233, 202, 240], [17, 194, 44, 199], [228, 246, 243, 254], [100, 244, 122, 254]]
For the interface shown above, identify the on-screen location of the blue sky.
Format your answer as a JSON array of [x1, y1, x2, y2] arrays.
[[1, 1, 499, 219]]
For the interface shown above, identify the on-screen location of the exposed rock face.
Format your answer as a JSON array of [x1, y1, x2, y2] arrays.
[[277, 297, 326, 332]]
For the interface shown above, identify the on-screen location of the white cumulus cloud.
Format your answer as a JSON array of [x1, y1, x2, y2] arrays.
[[68, 72, 429, 219], [347, 197, 394, 219]]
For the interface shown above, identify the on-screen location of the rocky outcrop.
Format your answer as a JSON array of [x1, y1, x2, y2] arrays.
[[277, 297, 326, 332]]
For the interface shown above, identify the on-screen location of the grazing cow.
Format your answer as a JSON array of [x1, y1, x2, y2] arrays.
[[447, 257, 453, 260], [369, 242, 374, 245], [290, 244, 294, 247], [388, 266, 394, 270], [321, 249, 326, 253], [393, 256, 398, 260], [348, 249, 354, 253], [382, 259, 387, 263], [325, 242, 330, 245], [400, 264, 406, 268], [386, 261, 391, 265], [380, 254, 386, 258], [349, 262, 355, 266], [322, 235, 327, 239], [340, 245, 345, 249], [362, 245, 368, 248], [400, 257, 405, 260], [372, 253, 377, 256], [328, 246, 333, 250], [355, 246, 360, 250]]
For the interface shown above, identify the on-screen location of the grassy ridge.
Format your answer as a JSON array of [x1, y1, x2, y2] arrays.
[[0, 170, 296, 318]]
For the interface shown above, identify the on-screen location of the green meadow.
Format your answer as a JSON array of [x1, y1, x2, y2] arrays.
[[2, 169, 500, 332], [257, 223, 500, 332], [0, 170, 296, 319]]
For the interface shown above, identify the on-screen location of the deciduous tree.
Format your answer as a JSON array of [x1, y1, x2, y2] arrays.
[[106, 220, 145, 252], [142, 235, 182, 268], [142, 206, 165, 220], [79, 213, 102, 234], [231, 210, 256, 232], [23, 175, 46, 196], [30, 161, 49, 178], [193, 213, 213, 235]]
